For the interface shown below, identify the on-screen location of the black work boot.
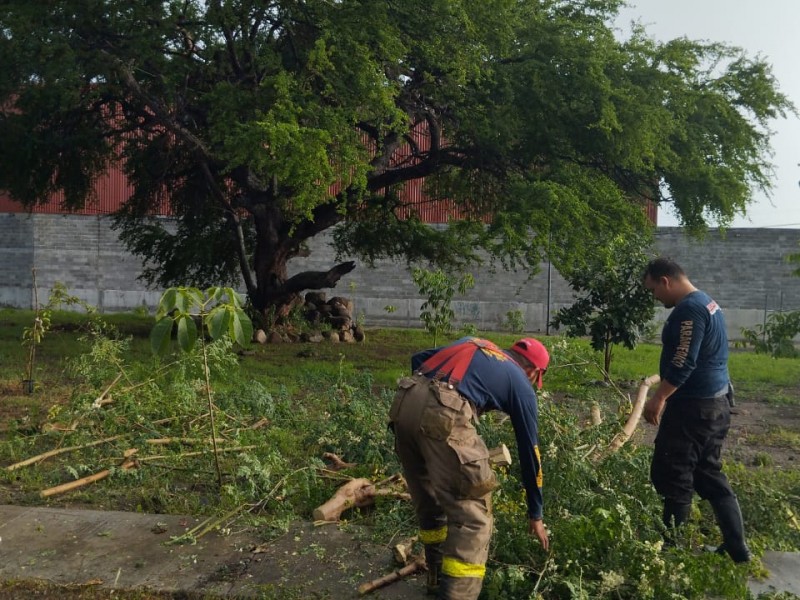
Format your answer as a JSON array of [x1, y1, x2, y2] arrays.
[[662, 499, 691, 548], [709, 495, 752, 563], [424, 543, 443, 596]]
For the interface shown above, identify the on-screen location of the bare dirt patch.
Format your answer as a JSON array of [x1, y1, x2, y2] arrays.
[[633, 397, 800, 469]]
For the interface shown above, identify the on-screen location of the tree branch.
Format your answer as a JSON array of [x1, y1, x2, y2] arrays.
[[280, 261, 356, 297]]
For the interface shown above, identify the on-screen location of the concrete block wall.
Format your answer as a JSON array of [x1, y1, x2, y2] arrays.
[[0, 213, 161, 312], [651, 228, 800, 339], [0, 214, 34, 307], [2, 213, 799, 339]]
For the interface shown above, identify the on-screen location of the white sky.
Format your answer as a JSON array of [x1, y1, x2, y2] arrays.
[[615, 0, 800, 228]]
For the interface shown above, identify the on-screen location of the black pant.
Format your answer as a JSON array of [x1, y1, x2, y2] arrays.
[[650, 396, 734, 504]]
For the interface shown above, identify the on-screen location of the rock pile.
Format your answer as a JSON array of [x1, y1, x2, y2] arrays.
[[254, 291, 365, 344]]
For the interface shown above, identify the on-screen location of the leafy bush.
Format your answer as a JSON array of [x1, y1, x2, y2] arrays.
[[503, 309, 526, 334], [411, 267, 474, 346], [740, 311, 800, 358]]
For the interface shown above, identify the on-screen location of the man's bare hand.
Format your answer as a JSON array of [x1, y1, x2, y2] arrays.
[[529, 518, 549, 551], [643, 396, 666, 426]]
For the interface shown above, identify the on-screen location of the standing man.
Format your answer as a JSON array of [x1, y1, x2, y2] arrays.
[[388, 336, 550, 600], [642, 257, 751, 563]]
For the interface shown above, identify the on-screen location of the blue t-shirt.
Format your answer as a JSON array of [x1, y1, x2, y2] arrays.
[[411, 337, 544, 519], [660, 290, 730, 400]]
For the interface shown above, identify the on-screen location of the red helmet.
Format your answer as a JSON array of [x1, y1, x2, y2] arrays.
[[512, 338, 550, 389]]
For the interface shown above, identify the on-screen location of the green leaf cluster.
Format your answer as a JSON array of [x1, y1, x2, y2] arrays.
[[739, 311, 800, 359], [150, 287, 253, 355]]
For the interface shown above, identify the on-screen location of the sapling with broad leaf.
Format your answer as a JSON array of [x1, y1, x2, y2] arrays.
[[150, 286, 253, 487]]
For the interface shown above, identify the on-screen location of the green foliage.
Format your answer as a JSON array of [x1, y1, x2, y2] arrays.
[[739, 311, 800, 358], [150, 286, 253, 487], [502, 309, 526, 334], [151, 287, 253, 356], [21, 280, 97, 385], [461, 323, 479, 337], [411, 267, 474, 346], [1, 1, 792, 318], [1, 314, 799, 598], [551, 233, 656, 379]]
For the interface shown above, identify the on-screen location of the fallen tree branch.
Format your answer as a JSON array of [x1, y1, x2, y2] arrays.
[[314, 447, 509, 522], [168, 466, 315, 545], [92, 374, 123, 409], [5, 434, 127, 472], [592, 374, 660, 462], [40, 449, 139, 498], [358, 554, 426, 595], [135, 444, 259, 462], [322, 452, 356, 471], [145, 437, 229, 446], [393, 536, 418, 564]]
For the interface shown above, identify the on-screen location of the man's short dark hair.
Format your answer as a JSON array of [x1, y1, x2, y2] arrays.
[[643, 257, 686, 280]]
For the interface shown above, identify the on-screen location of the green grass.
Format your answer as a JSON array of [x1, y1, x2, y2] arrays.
[[747, 427, 800, 450]]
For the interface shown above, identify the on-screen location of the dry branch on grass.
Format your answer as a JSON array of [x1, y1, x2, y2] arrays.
[[4, 434, 128, 472], [136, 444, 260, 462], [39, 449, 139, 498], [322, 451, 356, 470], [144, 437, 230, 446], [358, 554, 426, 595]]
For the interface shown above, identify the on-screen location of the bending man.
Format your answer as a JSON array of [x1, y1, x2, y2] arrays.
[[389, 336, 550, 599]]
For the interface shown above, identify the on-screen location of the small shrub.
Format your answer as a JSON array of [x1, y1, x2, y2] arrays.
[[739, 311, 800, 358], [411, 267, 474, 346], [502, 309, 526, 334], [461, 323, 479, 336]]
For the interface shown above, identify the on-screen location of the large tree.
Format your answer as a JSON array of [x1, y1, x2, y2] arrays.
[[0, 0, 791, 318]]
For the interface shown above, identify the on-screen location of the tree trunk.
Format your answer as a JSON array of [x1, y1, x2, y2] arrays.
[[246, 202, 356, 320]]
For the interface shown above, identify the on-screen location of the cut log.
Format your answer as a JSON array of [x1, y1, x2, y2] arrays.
[[393, 536, 418, 565], [489, 444, 512, 467], [358, 554, 426, 595], [313, 478, 375, 521]]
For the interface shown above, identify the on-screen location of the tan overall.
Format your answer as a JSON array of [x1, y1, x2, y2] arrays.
[[389, 375, 496, 600]]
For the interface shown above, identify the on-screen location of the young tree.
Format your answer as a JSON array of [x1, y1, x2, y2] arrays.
[[551, 231, 656, 379], [412, 267, 474, 346], [0, 1, 792, 318]]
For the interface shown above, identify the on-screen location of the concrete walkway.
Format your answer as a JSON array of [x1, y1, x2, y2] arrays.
[[0, 505, 424, 598], [0, 505, 798, 598]]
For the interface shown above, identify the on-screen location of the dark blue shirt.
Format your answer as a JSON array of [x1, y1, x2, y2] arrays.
[[412, 337, 544, 519], [660, 290, 730, 400]]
